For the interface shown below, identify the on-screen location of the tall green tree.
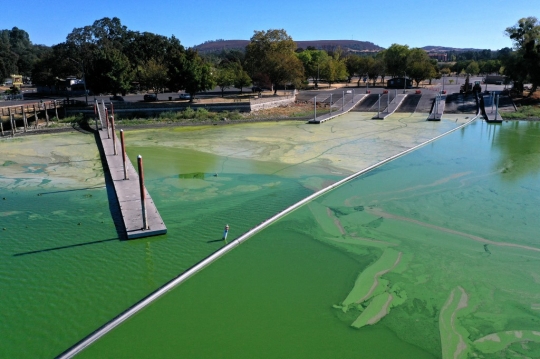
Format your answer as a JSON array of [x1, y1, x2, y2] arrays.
[[88, 47, 133, 95], [245, 29, 304, 94], [368, 53, 386, 86], [233, 66, 251, 94], [406, 48, 438, 87], [383, 44, 410, 77], [140, 59, 168, 94], [172, 49, 216, 101], [0, 31, 17, 81], [297, 49, 328, 88], [504, 17, 540, 94], [319, 52, 347, 87], [214, 65, 235, 97], [465, 61, 480, 75]]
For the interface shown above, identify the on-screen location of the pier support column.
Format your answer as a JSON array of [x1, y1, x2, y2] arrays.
[[8, 108, 15, 134], [43, 102, 49, 126], [137, 155, 148, 230], [33, 105, 38, 128], [121, 130, 128, 180], [111, 116, 117, 155]]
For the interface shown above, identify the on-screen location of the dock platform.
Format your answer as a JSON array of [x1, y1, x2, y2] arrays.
[[428, 94, 446, 121], [481, 94, 503, 123], [96, 102, 167, 239], [372, 94, 407, 119], [308, 93, 367, 124]]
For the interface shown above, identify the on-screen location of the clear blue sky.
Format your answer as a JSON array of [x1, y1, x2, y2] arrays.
[[3, 0, 536, 50]]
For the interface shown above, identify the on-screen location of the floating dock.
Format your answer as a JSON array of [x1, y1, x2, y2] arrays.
[[308, 93, 367, 124], [481, 94, 503, 123], [96, 102, 167, 239], [428, 94, 446, 121], [372, 93, 407, 119]]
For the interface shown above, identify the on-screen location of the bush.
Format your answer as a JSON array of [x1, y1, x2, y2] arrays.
[[502, 105, 540, 119], [182, 107, 196, 119]]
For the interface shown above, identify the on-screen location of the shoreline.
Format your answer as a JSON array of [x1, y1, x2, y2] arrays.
[[2, 115, 539, 140]]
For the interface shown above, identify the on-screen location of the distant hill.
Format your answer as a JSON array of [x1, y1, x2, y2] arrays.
[[422, 45, 490, 52], [194, 40, 491, 55], [194, 39, 383, 53]]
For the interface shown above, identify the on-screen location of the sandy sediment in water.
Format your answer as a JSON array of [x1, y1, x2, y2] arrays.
[[0, 132, 103, 190], [123, 112, 471, 177], [0, 112, 470, 191]]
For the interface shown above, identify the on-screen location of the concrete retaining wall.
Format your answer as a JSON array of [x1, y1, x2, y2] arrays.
[[66, 95, 297, 117], [250, 96, 296, 112]]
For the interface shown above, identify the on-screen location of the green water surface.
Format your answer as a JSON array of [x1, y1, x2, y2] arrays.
[[81, 120, 540, 358]]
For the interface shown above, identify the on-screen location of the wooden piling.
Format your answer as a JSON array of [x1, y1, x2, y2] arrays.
[[120, 129, 128, 180], [105, 110, 110, 139], [21, 106, 27, 132], [33, 104, 38, 129], [111, 116, 117, 155], [43, 102, 49, 126], [137, 155, 149, 230], [8, 108, 15, 134], [1, 120, 4, 136], [10, 114, 15, 136], [54, 100, 59, 120]]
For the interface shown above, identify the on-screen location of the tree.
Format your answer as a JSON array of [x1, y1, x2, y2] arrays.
[[88, 47, 133, 95], [0, 32, 17, 81], [406, 48, 438, 87], [233, 66, 251, 94], [173, 49, 216, 101], [368, 54, 385, 86], [465, 61, 480, 75], [214, 66, 235, 97], [383, 44, 410, 77], [297, 49, 328, 88], [140, 59, 168, 94], [164, 36, 187, 92], [245, 29, 304, 94], [319, 52, 347, 87], [504, 17, 540, 94]]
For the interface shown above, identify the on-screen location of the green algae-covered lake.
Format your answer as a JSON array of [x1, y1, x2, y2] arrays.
[[2, 114, 540, 358]]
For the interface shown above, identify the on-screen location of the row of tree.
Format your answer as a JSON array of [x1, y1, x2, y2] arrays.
[[2, 16, 539, 97]]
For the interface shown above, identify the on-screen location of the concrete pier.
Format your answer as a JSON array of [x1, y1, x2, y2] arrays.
[[96, 103, 166, 239]]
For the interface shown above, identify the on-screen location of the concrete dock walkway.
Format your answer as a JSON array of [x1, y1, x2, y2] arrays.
[[96, 102, 167, 239], [308, 93, 367, 124], [372, 94, 407, 119], [481, 94, 503, 123], [428, 94, 446, 121]]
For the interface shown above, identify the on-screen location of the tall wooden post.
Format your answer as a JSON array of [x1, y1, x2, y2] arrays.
[[111, 116, 117, 155], [21, 106, 27, 132], [105, 110, 110, 138], [33, 104, 38, 128], [54, 100, 59, 120], [10, 114, 15, 136], [8, 108, 16, 134], [43, 102, 49, 126], [121, 130, 128, 180], [137, 155, 148, 230], [1, 120, 4, 136]]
